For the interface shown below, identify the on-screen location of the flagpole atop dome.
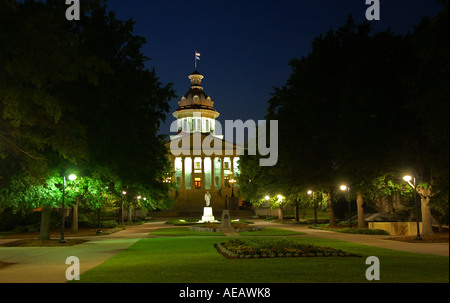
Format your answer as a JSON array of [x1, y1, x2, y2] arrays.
[[194, 51, 201, 70]]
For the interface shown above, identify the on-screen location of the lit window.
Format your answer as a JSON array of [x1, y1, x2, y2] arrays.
[[194, 178, 201, 188], [224, 176, 230, 187], [194, 157, 202, 172]]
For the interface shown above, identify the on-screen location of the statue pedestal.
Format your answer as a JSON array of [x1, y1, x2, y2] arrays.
[[220, 210, 234, 232], [199, 207, 218, 223]]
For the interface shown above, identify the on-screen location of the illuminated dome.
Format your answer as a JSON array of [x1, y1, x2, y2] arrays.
[[173, 71, 220, 121], [173, 71, 220, 134]]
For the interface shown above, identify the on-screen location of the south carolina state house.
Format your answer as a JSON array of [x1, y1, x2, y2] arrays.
[[164, 70, 244, 214]]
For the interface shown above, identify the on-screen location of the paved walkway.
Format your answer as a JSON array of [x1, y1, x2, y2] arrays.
[[0, 221, 168, 283], [0, 219, 448, 283]]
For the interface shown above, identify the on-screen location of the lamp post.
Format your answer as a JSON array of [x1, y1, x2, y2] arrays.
[[277, 194, 284, 222], [340, 185, 351, 227], [229, 179, 236, 197], [60, 174, 76, 243], [308, 190, 318, 226], [136, 196, 141, 222], [403, 175, 423, 241], [96, 205, 102, 235], [119, 191, 126, 224]]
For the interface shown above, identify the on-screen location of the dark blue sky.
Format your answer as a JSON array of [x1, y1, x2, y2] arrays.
[[105, 0, 444, 136]]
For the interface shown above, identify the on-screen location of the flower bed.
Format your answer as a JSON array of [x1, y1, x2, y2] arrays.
[[216, 239, 358, 259]]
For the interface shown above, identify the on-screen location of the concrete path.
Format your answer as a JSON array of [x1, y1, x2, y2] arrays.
[[0, 221, 168, 283], [0, 219, 448, 283]]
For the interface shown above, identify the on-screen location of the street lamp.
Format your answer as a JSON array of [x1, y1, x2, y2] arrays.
[[229, 179, 237, 197], [308, 190, 318, 226], [96, 204, 102, 235], [403, 175, 423, 241], [136, 196, 142, 222], [340, 185, 351, 227], [60, 173, 76, 243], [276, 194, 284, 222], [119, 190, 127, 224]]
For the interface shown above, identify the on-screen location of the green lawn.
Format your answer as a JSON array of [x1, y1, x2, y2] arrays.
[[149, 227, 304, 237], [238, 227, 304, 236], [149, 227, 226, 237], [76, 236, 449, 283]]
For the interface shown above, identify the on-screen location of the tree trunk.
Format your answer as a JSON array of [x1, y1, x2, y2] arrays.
[[119, 201, 124, 224], [71, 200, 79, 233], [313, 204, 318, 226], [39, 206, 52, 240], [356, 190, 365, 228], [128, 204, 132, 224], [278, 207, 284, 222], [328, 188, 336, 227], [386, 195, 394, 213], [393, 191, 401, 212], [294, 204, 299, 222], [419, 187, 433, 235]]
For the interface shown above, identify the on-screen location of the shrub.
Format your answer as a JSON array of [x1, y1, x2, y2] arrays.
[[309, 225, 389, 235], [0, 209, 60, 232], [220, 238, 356, 258], [338, 228, 389, 235], [101, 220, 118, 228]]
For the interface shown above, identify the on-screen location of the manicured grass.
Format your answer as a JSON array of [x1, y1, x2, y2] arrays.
[[0, 239, 88, 247], [238, 227, 305, 236], [76, 236, 449, 283], [149, 227, 304, 237], [149, 227, 225, 237]]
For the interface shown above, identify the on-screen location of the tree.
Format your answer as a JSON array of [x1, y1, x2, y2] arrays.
[[400, 5, 449, 235], [0, 0, 175, 237], [0, 169, 71, 240], [243, 10, 448, 232], [64, 0, 175, 205]]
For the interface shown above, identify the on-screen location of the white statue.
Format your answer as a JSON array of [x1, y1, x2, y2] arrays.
[[205, 191, 211, 207]]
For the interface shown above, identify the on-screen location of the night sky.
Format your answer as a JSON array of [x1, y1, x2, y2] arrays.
[[105, 0, 444, 137]]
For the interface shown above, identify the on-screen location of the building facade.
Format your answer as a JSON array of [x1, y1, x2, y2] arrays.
[[165, 71, 243, 213]]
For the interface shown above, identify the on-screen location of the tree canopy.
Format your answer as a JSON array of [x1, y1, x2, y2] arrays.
[[239, 7, 448, 226], [0, 0, 176, 238]]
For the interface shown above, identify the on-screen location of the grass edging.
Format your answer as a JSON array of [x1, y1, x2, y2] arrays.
[[0, 239, 89, 247], [309, 224, 390, 235]]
